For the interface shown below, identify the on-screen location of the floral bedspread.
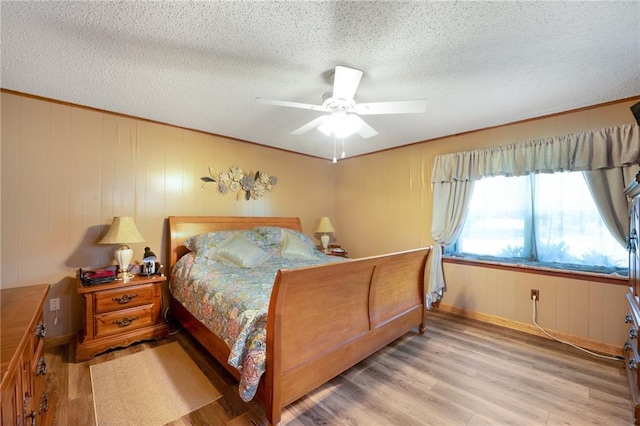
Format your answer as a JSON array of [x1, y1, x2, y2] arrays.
[[170, 252, 345, 401]]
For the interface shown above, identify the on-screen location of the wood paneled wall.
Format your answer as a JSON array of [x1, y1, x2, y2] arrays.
[[335, 98, 639, 352], [2, 89, 638, 351], [0, 92, 336, 336]]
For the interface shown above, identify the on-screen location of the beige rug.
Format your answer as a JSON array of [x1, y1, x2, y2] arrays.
[[90, 342, 222, 426]]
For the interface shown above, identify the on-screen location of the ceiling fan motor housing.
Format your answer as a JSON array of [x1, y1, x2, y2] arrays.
[[322, 91, 356, 112]]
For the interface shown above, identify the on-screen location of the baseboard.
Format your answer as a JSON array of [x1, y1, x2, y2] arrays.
[[44, 332, 75, 349], [436, 303, 622, 357]]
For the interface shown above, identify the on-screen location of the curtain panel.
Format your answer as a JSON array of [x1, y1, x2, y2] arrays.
[[428, 123, 640, 308]]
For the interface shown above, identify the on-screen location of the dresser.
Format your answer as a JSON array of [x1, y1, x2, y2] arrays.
[[76, 275, 169, 362], [1, 284, 51, 426], [624, 171, 640, 425]]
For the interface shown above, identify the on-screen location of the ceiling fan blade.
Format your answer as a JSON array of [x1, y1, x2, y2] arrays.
[[291, 115, 330, 135], [256, 97, 328, 112], [333, 66, 363, 100], [353, 99, 427, 115], [352, 115, 378, 139]]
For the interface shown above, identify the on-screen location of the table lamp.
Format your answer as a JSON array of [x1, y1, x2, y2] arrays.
[[315, 217, 335, 253], [99, 216, 145, 280]]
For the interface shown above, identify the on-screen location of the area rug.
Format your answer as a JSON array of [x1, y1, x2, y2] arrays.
[[90, 342, 222, 426]]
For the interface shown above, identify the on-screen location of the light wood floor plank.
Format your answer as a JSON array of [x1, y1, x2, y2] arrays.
[[46, 310, 635, 425]]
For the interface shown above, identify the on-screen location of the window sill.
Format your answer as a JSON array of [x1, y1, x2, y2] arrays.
[[443, 256, 629, 285]]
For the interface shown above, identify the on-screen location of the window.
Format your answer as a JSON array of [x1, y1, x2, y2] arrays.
[[451, 171, 628, 274]]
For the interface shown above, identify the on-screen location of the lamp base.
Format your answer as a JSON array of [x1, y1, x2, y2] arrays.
[[114, 244, 134, 280], [117, 271, 135, 281], [320, 234, 330, 253]]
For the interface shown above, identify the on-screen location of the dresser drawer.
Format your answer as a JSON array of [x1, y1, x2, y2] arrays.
[[94, 305, 155, 338], [95, 284, 154, 313]]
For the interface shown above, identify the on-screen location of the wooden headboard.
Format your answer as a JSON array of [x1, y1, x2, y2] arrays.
[[168, 216, 303, 268]]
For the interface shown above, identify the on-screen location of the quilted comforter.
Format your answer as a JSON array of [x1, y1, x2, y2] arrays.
[[170, 251, 345, 401]]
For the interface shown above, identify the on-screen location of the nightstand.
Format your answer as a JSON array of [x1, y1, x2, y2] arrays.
[[75, 275, 169, 362]]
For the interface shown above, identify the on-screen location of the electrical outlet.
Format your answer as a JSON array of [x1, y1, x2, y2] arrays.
[[50, 297, 60, 311], [530, 289, 539, 301]]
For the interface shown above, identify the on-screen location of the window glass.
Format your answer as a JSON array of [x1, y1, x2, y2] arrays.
[[454, 171, 627, 274], [457, 175, 530, 257]]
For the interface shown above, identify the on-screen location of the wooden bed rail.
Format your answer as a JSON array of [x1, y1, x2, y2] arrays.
[[263, 247, 431, 425]]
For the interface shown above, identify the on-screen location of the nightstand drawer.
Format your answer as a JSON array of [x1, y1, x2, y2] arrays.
[[94, 305, 155, 338], [95, 284, 154, 313]]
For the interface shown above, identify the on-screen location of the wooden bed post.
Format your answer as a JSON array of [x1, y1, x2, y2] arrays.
[[264, 271, 286, 425]]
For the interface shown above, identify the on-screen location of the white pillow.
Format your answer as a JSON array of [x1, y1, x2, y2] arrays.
[[213, 234, 271, 268], [280, 234, 318, 260]]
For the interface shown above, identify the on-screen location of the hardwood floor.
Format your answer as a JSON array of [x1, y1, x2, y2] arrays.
[[47, 310, 634, 425]]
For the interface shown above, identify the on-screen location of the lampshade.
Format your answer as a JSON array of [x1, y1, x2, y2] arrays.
[[99, 217, 145, 244], [99, 217, 145, 280], [315, 217, 335, 234]]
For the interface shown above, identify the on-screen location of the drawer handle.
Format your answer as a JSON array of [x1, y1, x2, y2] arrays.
[[34, 321, 46, 338], [36, 356, 47, 376], [112, 293, 138, 304], [626, 314, 634, 324], [24, 396, 36, 425], [24, 409, 36, 426], [113, 316, 138, 328]]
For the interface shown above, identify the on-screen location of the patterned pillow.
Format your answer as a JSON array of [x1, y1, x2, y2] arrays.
[[184, 230, 266, 256], [212, 233, 271, 268], [280, 234, 318, 260], [253, 226, 317, 250]]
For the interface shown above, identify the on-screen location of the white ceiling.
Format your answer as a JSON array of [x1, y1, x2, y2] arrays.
[[2, 1, 639, 160]]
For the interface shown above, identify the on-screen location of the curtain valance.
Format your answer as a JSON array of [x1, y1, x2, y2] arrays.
[[432, 123, 640, 183]]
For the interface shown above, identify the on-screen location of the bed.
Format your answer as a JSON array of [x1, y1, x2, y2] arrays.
[[167, 216, 431, 425]]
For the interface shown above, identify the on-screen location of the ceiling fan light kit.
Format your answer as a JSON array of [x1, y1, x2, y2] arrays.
[[318, 112, 362, 139], [256, 65, 428, 148]]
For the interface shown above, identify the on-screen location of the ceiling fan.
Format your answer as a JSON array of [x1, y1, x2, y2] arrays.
[[256, 66, 427, 139]]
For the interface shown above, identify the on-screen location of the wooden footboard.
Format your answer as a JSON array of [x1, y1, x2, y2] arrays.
[[263, 247, 431, 425]]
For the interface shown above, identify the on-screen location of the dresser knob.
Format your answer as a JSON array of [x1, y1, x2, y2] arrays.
[[626, 314, 634, 324], [39, 393, 49, 413], [36, 356, 47, 376], [630, 359, 638, 370], [630, 328, 638, 340], [34, 321, 46, 338], [625, 341, 633, 351]]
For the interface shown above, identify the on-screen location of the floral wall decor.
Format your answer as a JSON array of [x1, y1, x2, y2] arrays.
[[201, 167, 278, 200]]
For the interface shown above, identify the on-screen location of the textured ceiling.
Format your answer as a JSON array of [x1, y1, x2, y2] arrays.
[[2, 1, 639, 160]]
